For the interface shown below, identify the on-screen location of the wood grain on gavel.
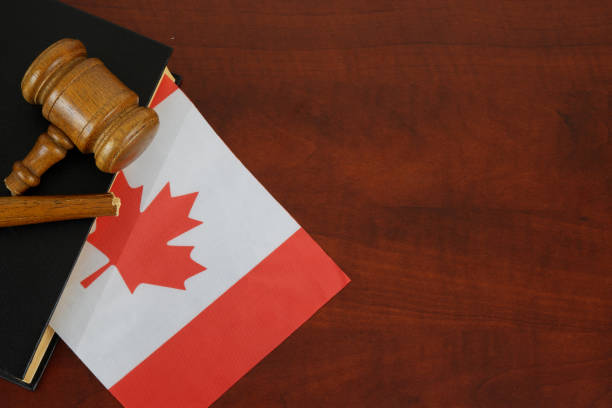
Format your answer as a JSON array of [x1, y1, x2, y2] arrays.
[[4, 125, 74, 196], [0, 194, 120, 227], [5, 38, 159, 195]]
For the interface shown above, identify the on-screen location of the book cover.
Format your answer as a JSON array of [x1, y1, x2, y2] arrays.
[[0, 0, 171, 389]]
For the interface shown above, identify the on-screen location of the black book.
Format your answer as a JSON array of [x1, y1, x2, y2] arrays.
[[0, 0, 171, 389]]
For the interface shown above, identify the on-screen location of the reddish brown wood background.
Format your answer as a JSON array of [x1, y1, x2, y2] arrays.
[[2, 1, 611, 406]]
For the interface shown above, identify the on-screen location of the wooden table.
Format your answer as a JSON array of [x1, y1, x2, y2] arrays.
[[2, 1, 611, 406]]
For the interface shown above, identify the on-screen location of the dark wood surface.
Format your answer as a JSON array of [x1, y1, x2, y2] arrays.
[[2, 1, 611, 406]]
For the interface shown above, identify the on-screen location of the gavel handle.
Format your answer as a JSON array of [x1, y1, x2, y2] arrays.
[[0, 193, 120, 227], [4, 124, 74, 196]]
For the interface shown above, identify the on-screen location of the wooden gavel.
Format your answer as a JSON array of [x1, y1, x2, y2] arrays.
[[5, 38, 159, 195]]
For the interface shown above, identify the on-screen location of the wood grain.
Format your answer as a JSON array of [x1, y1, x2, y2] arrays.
[[5, 125, 74, 195], [7, 38, 159, 195], [0, 193, 119, 227], [1, 0, 611, 407]]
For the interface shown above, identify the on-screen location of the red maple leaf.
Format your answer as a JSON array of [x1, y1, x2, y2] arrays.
[[80, 172, 204, 293]]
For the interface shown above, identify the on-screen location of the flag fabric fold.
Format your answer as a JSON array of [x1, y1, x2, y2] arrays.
[[50, 75, 349, 407]]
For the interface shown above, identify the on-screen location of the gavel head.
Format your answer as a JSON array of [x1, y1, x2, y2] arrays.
[[21, 38, 158, 173]]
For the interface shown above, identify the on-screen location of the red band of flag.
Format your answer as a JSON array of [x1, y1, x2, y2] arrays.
[[110, 228, 349, 407]]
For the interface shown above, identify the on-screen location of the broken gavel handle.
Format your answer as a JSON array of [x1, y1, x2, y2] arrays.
[[4, 125, 74, 196], [0, 193, 120, 227]]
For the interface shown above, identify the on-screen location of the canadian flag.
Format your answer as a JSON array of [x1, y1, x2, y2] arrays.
[[50, 74, 349, 407]]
